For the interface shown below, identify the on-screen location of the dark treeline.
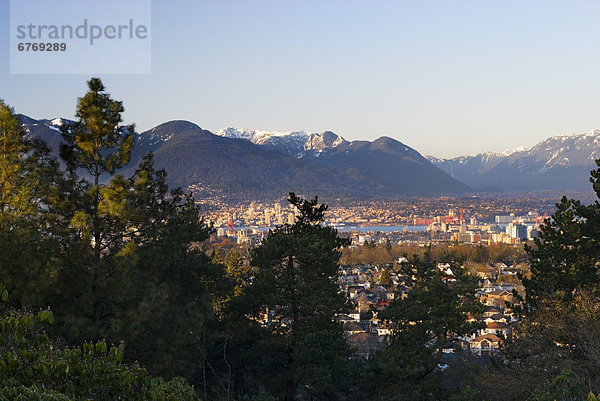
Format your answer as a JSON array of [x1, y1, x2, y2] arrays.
[[1, 79, 600, 400], [341, 242, 529, 266]]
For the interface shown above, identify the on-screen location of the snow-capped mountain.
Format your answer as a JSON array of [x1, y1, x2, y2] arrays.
[[216, 127, 310, 144], [426, 151, 512, 185], [134, 120, 199, 149], [19, 116, 75, 159], [126, 122, 470, 197], [428, 130, 600, 191], [20, 115, 471, 198], [218, 126, 471, 194], [500, 146, 528, 157], [215, 127, 348, 158], [21, 116, 72, 132], [527, 130, 600, 168], [28, 113, 600, 194]]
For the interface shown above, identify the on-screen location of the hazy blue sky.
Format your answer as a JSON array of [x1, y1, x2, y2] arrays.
[[2, 0, 600, 158]]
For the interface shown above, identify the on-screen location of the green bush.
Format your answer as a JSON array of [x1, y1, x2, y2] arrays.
[[0, 384, 70, 401], [0, 308, 200, 401]]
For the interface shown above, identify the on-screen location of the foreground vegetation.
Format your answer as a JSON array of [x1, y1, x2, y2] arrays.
[[2, 78, 600, 400]]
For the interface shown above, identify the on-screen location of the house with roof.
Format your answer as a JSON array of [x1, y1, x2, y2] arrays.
[[347, 332, 386, 359], [348, 309, 361, 321], [352, 291, 372, 313], [371, 286, 390, 301], [484, 313, 507, 324], [466, 313, 478, 323], [443, 338, 471, 354], [343, 321, 366, 336], [502, 267, 519, 276], [337, 314, 356, 324], [483, 321, 510, 338], [483, 305, 503, 317], [348, 285, 366, 297], [469, 333, 502, 355], [484, 289, 514, 306]]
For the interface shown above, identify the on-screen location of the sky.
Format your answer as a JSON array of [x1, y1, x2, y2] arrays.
[[2, 0, 600, 158]]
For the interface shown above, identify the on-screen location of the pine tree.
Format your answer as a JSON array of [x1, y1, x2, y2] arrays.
[[523, 160, 600, 308], [0, 100, 66, 307], [368, 254, 482, 398], [52, 79, 219, 380], [475, 161, 600, 400], [111, 156, 218, 379], [59, 77, 134, 264], [379, 268, 392, 286], [239, 193, 351, 400], [55, 78, 138, 341], [0, 100, 29, 215]]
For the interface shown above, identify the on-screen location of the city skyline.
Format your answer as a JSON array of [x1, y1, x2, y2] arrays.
[[3, 1, 600, 158]]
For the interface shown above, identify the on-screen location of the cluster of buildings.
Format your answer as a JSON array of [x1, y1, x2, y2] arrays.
[[426, 211, 544, 245], [210, 201, 297, 245], [213, 201, 296, 229], [203, 196, 555, 237], [203, 191, 552, 248], [336, 261, 525, 359], [202, 196, 548, 364]]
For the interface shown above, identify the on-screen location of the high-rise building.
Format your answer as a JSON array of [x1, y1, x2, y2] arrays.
[[495, 215, 514, 224], [507, 222, 527, 240]]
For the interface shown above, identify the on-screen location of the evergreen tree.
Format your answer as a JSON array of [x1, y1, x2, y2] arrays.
[[474, 290, 600, 400], [54, 78, 139, 342], [385, 238, 392, 254], [478, 161, 600, 399], [379, 268, 392, 286], [0, 100, 29, 214], [50, 78, 218, 380], [60, 77, 134, 185], [367, 254, 481, 399], [236, 193, 351, 400], [523, 160, 600, 308], [0, 100, 66, 308], [112, 156, 219, 379]]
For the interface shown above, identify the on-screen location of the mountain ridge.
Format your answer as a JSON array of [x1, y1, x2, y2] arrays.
[[18, 116, 470, 200], [429, 129, 600, 191], [217, 126, 471, 195], [21, 115, 600, 194]]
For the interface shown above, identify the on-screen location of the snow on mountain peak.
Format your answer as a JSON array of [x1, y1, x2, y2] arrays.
[[216, 127, 309, 143], [216, 127, 347, 157], [500, 146, 527, 156], [542, 129, 600, 143], [49, 118, 64, 126], [216, 127, 256, 141]]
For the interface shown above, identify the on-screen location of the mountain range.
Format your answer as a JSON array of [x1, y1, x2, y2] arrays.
[[17, 115, 600, 199], [19, 117, 469, 200], [215, 127, 470, 196], [427, 131, 600, 191]]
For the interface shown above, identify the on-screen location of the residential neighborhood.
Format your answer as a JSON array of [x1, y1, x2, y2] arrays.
[[336, 259, 524, 359]]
